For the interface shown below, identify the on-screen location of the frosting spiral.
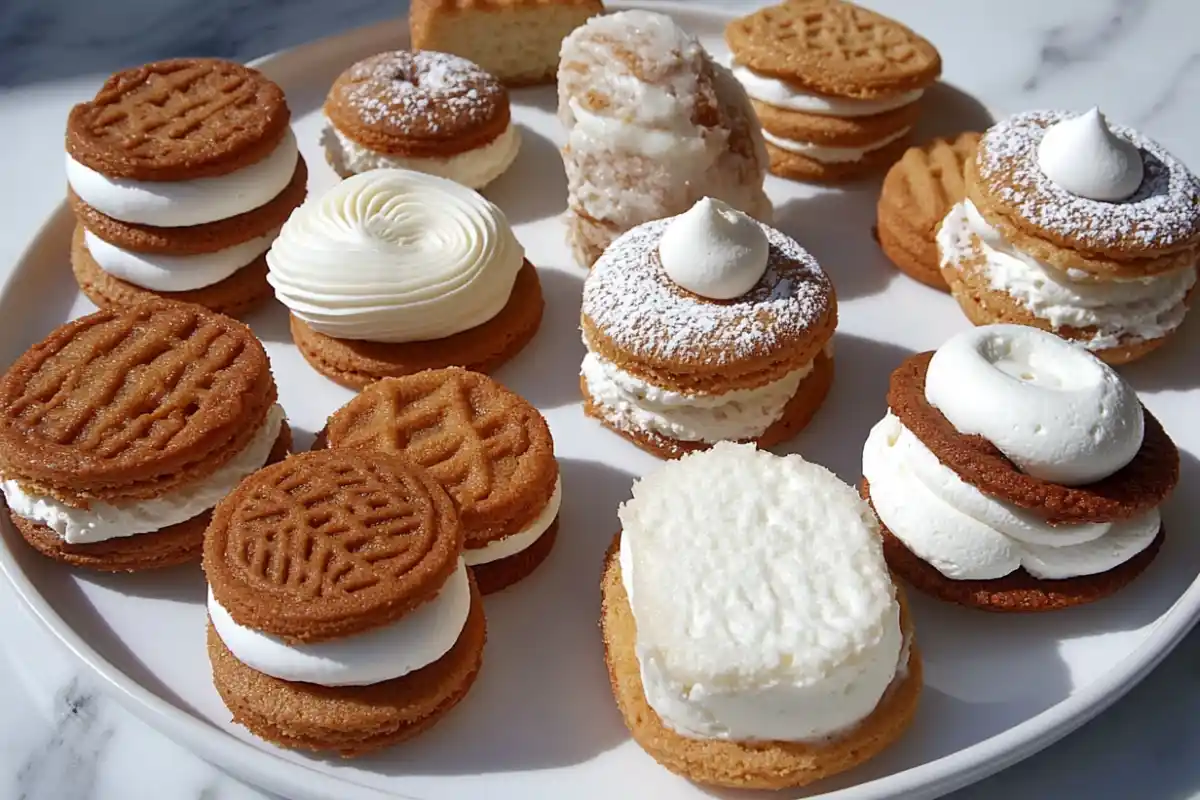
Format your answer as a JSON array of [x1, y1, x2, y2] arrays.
[[924, 325, 1144, 486], [1036, 108, 1144, 202], [266, 168, 524, 343], [658, 197, 769, 299]]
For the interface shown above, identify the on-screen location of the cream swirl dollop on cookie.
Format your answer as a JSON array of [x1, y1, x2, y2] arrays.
[[1036, 108, 1144, 202], [659, 197, 769, 299], [266, 169, 524, 343], [924, 325, 1144, 485]]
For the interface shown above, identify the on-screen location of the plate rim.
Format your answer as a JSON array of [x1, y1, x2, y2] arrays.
[[2, 4, 1199, 800]]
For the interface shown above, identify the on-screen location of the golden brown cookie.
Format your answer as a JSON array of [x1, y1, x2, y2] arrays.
[[600, 535, 922, 789], [725, 0, 942, 98], [207, 572, 486, 757], [291, 260, 544, 390], [71, 225, 273, 318], [10, 424, 292, 572], [204, 449, 464, 643], [68, 156, 308, 255], [0, 301, 276, 507], [765, 135, 911, 183], [877, 132, 981, 289], [323, 368, 559, 593], [325, 50, 510, 159], [887, 351, 1180, 523], [66, 58, 290, 182]]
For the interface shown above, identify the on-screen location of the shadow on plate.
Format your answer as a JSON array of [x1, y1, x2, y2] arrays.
[[493, 267, 586, 410], [1120, 312, 1200, 393], [484, 124, 567, 227], [242, 300, 293, 346], [912, 81, 997, 144], [0, 208, 83, 357], [344, 457, 633, 775], [510, 85, 559, 115]]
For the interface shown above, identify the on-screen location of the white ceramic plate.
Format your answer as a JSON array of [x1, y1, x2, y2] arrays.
[[2, 5, 1199, 800]]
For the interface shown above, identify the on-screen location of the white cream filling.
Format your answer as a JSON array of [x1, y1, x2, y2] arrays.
[[463, 477, 561, 565], [729, 61, 924, 117], [1, 405, 285, 544], [84, 229, 275, 292], [762, 127, 911, 164]]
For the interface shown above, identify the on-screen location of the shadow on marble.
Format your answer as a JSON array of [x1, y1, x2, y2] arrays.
[[492, 267, 586, 410], [1121, 311, 1200, 392], [912, 81, 998, 143], [483, 124, 568, 226], [774, 191, 897, 302], [335, 457, 632, 775]]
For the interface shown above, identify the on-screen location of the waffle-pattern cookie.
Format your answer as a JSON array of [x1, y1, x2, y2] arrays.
[[323, 368, 560, 593], [877, 132, 981, 289]]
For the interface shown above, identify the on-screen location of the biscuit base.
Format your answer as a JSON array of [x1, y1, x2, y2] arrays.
[[208, 573, 486, 757], [600, 535, 921, 789], [582, 352, 834, 460], [9, 424, 292, 572], [766, 138, 910, 183], [291, 261, 544, 390], [875, 217, 947, 291], [72, 226, 273, 319], [470, 516, 558, 595]]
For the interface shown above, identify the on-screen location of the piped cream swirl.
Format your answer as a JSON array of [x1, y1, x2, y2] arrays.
[[266, 169, 524, 343]]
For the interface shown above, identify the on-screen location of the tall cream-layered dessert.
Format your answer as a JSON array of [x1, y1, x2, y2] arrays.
[[939, 108, 1200, 364], [863, 324, 1179, 611], [602, 442, 920, 789]]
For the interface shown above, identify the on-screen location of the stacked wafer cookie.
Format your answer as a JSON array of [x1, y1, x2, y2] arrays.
[[66, 58, 307, 317], [726, 0, 942, 182]]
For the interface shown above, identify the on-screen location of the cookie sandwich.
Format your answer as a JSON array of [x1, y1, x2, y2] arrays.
[[862, 325, 1178, 612], [603, 443, 920, 789], [323, 50, 520, 188], [0, 301, 291, 572], [321, 368, 560, 594], [268, 168, 543, 389], [581, 197, 836, 459], [558, 10, 771, 268], [726, 0, 942, 182], [410, 0, 605, 87], [877, 132, 981, 289], [66, 58, 307, 316], [940, 109, 1200, 364], [205, 449, 485, 755]]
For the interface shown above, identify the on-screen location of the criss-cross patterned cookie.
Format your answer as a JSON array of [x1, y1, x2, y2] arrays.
[[322, 368, 561, 594]]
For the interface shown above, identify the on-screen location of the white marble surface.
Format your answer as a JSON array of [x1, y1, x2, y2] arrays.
[[1, 0, 1199, 798]]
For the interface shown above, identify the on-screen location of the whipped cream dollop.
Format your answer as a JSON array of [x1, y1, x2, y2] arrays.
[[463, 477, 562, 565], [209, 559, 471, 687], [925, 325, 1144, 486], [619, 442, 903, 742], [2, 405, 285, 544], [658, 198, 769, 299], [266, 169, 524, 343], [1036, 108, 1144, 202]]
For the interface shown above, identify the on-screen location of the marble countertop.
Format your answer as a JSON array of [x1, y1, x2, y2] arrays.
[[1, 1, 1199, 798]]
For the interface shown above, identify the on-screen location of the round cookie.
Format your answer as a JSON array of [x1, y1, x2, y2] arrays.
[[67, 58, 290, 182], [877, 132, 981, 289], [765, 135, 911, 183], [886, 351, 1180, 523], [290, 261, 544, 390], [751, 98, 919, 147], [600, 534, 922, 789], [71, 226, 274, 318], [322, 368, 560, 593]]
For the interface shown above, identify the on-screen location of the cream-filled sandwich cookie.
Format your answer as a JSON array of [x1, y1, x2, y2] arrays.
[[862, 324, 1179, 612], [580, 197, 836, 459], [268, 168, 543, 389], [602, 442, 920, 789], [940, 109, 1200, 364], [65, 58, 307, 317], [323, 50, 519, 189]]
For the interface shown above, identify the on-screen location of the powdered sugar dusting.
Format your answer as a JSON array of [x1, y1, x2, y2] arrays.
[[340, 50, 504, 134], [582, 217, 833, 365], [978, 110, 1200, 250]]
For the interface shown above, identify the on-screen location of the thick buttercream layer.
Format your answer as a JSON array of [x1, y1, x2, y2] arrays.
[[730, 61, 924, 117], [939, 200, 1196, 350], [762, 127, 910, 164], [323, 120, 521, 189], [581, 349, 811, 443], [266, 168, 524, 343], [66, 130, 300, 227], [208, 559, 471, 687], [2, 405, 285, 545], [84, 229, 275, 292], [618, 443, 903, 742], [862, 413, 1160, 580], [463, 477, 561, 565]]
